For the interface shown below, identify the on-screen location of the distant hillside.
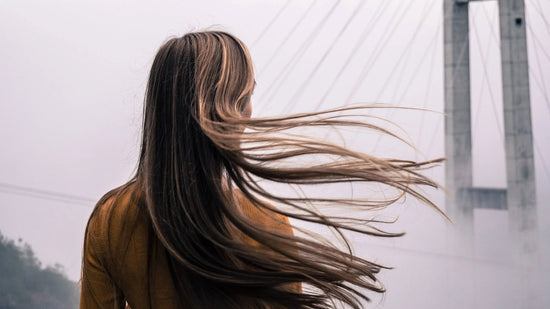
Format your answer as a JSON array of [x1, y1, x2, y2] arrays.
[[0, 232, 79, 309]]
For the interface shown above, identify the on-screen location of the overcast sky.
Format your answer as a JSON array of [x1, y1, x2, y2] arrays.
[[1, 0, 549, 307]]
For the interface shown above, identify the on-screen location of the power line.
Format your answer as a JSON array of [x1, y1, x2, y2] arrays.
[[471, 2, 502, 147], [471, 6, 504, 141], [527, 23, 550, 63], [0, 182, 95, 207], [526, 21, 550, 117], [374, 0, 437, 103], [282, 0, 369, 114], [415, 24, 441, 159], [250, 0, 292, 48], [527, 0, 550, 38], [534, 140, 550, 181], [358, 239, 550, 272], [370, 6, 442, 154], [524, 10, 550, 181], [258, 0, 318, 76], [260, 0, 343, 106], [314, 0, 391, 111], [343, 0, 415, 104]]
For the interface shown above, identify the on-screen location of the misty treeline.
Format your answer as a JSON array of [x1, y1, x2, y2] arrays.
[[0, 231, 79, 309]]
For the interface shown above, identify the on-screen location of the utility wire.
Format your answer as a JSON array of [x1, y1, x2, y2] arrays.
[[251, 0, 292, 48], [370, 8, 442, 154], [471, 3, 502, 145], [362, 240, 550, 272], [282, 0, 369, 114], [0, 182, 95, 207], [524, 10, 550, 181], [257, 0, 317, 75], [374, 0, 436, 102], [314, 0, 391, 111], [527, 23, 550, 63], [534, 140, 550, 181], [471, 6, 504, 141], [416, 25, 441, 159], [374, 28, 442, 154], [260, 0, 342, 105], [343, 0, 415, 104], [426, 118, 443, 156], [528, 0, 550, 38], [526, 23, 550, 116]]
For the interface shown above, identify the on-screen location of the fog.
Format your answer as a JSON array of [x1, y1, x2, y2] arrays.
[[1, 0, 549, 307]]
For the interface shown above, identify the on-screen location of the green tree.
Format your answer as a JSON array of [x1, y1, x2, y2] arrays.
[[0, 232, 79, 309]]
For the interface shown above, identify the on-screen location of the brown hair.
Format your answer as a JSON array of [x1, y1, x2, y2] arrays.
[[86, 30, 442, 308]]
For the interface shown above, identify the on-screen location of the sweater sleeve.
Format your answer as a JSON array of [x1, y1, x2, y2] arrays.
[[80, 206, 125, 309]]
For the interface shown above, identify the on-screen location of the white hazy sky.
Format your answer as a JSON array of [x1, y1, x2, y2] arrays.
[[1, 0, 549, 307]]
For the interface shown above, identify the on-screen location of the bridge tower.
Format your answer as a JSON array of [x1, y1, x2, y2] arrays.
[[444, 0, 537, 261]]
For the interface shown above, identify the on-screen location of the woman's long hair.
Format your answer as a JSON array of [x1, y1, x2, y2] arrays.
[[93, 31, 443, 308]]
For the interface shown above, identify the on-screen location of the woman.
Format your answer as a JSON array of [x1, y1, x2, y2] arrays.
[[80, 31, 442, 309]]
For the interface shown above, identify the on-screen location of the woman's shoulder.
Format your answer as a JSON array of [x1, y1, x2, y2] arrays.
[[89, 182, 143, 224], [85, 182, 147, 258]]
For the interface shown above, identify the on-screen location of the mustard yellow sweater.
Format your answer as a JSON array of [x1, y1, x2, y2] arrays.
[[80, 186, 296, 308]]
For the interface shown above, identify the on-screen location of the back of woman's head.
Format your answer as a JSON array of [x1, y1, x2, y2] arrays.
[[137, 31, 306, 308], [141, 31, 254, 163], [131, 30, 442, 308]]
